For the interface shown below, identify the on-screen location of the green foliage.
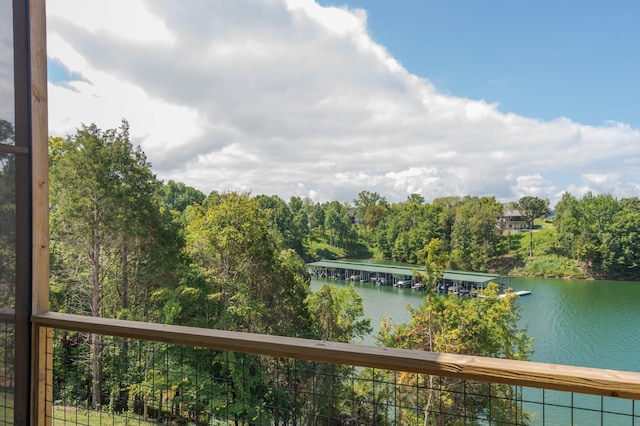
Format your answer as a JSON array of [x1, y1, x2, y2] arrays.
[[255, 193, 309, 258], [324, 201, 357, 248], [353, 190, 388, 232], [555, 192, 639, 278], [0, 118, 13, 144], [515, 196, 550, 257], [373, 199, 447, 263], [513, 227, 560, 257], [49, 122, 186, 411], [44, 115, 639, 423], [377, 283, 532, 424], [158, 179, 205, 213], [308, 238, 347, 259], [182, 192, 313, 335], [450, 196, 504, 271], [516, 254, 586, 278], [416, 238, 448, 293], [0, 120, 15, 308], [307, 284, 372, 342], [0, 155, 15, 308]]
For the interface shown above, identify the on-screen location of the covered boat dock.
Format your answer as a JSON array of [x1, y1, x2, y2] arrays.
[[307, 260, 515, 295]]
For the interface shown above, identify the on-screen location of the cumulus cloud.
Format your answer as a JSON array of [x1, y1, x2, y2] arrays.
[[46, 0, 640, 206]]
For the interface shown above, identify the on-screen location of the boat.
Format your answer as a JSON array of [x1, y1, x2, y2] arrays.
[[477, 290, 532, 299]]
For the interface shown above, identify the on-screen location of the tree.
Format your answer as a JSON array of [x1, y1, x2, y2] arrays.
[[380, 200, 446, 264], [416, 238, 448, 293], [554, 192, 624, 274], [183, 192, 312, 335], [307, 284, 371, 343], [406, 193, 425, 204], [378, 283, 532, 424], [0, 163, 14, 305], [450, 197, 504, 271], [554, 192, 581, 257], [50, 121, 169, 409], [181, 192, 352, 423], [0, 119, 15, 308], [600, 206, 640, 278], [515, 196, 549, 257], [324, 201, 355, 248], [255, 194, 308, 257], [0, 119, 13, 144], [289, 196, 311, 254], [306, 284, 372, 422], [353, 191, 388, 236], [158, 180, 205, 213]]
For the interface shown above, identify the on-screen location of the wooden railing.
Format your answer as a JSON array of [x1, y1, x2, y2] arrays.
[[32, 311, 640, 401]]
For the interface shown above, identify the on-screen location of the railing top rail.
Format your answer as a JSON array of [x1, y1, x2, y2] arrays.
[[33, 311, 640, 400], [0, 308, 14, 323]]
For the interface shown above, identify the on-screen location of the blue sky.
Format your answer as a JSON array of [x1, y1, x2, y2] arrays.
[[318, 0, 639, 127], [43, 0, 640, 205]]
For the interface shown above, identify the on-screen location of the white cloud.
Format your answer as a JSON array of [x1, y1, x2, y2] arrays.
[[46, 0, 640, 206]]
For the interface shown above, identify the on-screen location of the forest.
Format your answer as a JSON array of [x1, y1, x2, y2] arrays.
[[1, 119, 638, 424]]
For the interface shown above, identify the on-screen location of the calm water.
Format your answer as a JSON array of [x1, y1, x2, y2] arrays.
[[310, 276, 640, 372], [310, 275, 640, 423]]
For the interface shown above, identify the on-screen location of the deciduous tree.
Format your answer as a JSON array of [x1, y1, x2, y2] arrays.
[[378, 283, 532, 424], [450, 196, 503, 271], [515, 196, 549, 257], [50, 121, 169, 408]]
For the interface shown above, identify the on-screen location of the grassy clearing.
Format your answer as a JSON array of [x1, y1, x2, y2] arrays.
[[513, 227, 560, 257], [308, 240, 346, 260], [503, 223, 587, 278], [0, 389, 14, 424], [51, 406, 156, 425], [515, 254, 586, 278]]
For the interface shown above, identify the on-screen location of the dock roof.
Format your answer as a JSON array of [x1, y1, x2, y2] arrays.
[[307, 260, 507, 284]]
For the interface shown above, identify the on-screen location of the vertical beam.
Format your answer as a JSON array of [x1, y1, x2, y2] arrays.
[[12, 0, 33, 423], [30, 0, 48, 315], [29, 0, 50, 424]]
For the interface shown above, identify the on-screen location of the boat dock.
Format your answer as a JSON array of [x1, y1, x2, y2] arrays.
[[307, 260, 531, 297]]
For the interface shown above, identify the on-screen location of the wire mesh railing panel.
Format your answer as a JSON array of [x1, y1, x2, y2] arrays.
[[46, 329, 640, 425], [521, 388, 640, 425], [0, 322, 14, 425]]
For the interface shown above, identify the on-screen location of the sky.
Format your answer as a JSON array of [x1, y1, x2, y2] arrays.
[[42, 0, 640, 206]]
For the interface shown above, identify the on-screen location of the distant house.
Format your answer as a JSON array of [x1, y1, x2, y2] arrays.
[[499, 207, 528, 230], [348, 208, 364, 225]]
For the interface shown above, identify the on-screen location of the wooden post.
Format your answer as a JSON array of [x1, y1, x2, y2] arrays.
[[29, 0, 50, 424]]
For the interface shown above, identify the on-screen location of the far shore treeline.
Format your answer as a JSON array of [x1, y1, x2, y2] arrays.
[[48, 121, 639, 283], [3, 118, 635, 423]]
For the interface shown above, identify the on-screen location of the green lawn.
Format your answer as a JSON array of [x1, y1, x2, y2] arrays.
[[51, 406, 156, 425], [0, 390, 14, 424]]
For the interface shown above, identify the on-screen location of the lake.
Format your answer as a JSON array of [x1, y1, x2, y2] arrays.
[[310, 276, 640, 372], [310, 275, 640, 423]]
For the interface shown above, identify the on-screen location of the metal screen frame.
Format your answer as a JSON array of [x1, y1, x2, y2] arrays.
[[9, 0, 33, 424]]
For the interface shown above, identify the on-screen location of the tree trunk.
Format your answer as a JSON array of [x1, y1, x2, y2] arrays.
[[424, 307, 434, 426], [529, 228, 534, 257], [119, 245, 129, 411], [91, 220, 101, 409], [91, 332, 101, 409]]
